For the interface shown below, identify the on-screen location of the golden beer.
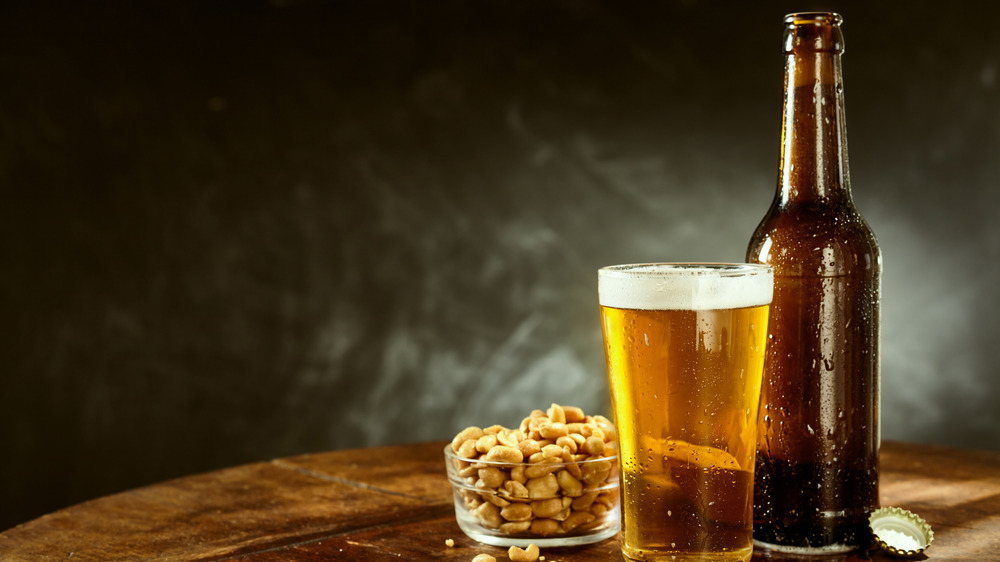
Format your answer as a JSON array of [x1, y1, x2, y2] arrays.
[[599, 264, 772, 562]]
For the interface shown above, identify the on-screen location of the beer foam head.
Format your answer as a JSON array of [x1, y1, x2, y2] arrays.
[[598, 263, 773, 310]]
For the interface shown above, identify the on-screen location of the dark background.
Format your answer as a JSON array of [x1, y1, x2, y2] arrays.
[[3, 0, 998, 531]]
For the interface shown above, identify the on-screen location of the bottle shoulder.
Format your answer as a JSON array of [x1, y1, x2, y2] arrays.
[[747, 202, 881, 277]]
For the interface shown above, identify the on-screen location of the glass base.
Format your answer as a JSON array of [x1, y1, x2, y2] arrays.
[[753, 539, 857, 558], [457, 517, 619, 547], [622, 545, 752, 562]]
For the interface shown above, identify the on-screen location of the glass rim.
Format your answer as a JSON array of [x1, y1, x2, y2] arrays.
[[444, 443, 618, 466], [598, 262, 772, 278]]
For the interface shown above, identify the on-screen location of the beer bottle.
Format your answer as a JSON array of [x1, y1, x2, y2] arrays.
[[747, 12, 881, 553]]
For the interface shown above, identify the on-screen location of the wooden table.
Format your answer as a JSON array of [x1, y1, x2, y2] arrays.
[[1, 441, 998, 560]]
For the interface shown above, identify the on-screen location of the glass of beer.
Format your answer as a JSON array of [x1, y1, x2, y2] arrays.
[[599, 263, 772, 562]]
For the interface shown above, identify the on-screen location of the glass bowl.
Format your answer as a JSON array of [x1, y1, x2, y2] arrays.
[[444, 444, 620, 547]]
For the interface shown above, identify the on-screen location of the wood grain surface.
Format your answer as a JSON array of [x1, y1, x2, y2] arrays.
[[1, 441, 997, 560]]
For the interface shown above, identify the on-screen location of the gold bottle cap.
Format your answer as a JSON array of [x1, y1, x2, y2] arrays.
[[869, 507, 934, 558]]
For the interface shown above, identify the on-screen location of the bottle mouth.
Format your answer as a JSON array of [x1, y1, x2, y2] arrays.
[[782, 12, 844, 54], [784, 12, 843, 26]]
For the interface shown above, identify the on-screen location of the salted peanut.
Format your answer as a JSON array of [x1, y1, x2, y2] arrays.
[[563, 406, 586, 423], [483, 424, 505, 435], [603, 443, 617, 457], [524, 461, 561, 480], [581, 459, 612, 485], [476, 434, 499, 454], [452, 426, 484, 451], [597, 491, 618, 508], [517, 439, 542, 458], [529, 497, 563, 518], [530, 517, 559, 536], [476, 502, 503, 529], [525, 416, 544, 434], [484, 492, 510, 508], [508, 543, 540, 562], [483, 446, 523, 464], [499, 521, 532, 534], [445, 538, 455, 547], [561, 510, 596, 532], [552, 507, 571, 522], [496, 430, 520, 448], [582, 435, 605, 456], [460, 464, 481, 480], [541, 444, 564, 459], [539, 421, 569, 439], [555, 470, 583, 497], [526, 473, 559, 499], [510, 464, 527, 484], [500, 502, 533, 522], [593, 414, 614, 429], [471, 555, 496, 562], [564, 460, 583, 480], [457, 439, 479, 459], [591, 502, 609, 517], [502, 479, 530, 499], [571, 491, 598, 511], [478, 466, 505, 489], [556, 436, 578, 454], [559, 449, 575, 465], [547, 403, 566, 424]]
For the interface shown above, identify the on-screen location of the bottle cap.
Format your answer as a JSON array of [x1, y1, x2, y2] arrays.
[[869, 507, 934, 558]]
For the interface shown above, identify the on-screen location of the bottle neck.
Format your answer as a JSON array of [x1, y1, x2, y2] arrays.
[[777, 13, 852, 206]]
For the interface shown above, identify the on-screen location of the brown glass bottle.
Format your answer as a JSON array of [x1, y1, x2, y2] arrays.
[[747, 13, 881, 554]]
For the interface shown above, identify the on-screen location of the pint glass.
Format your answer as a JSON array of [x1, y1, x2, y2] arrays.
[[599, 264, 773, 562]]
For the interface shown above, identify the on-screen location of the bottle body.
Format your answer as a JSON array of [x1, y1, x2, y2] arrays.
[[748, 13, 881, 552], [748, 204, 880, 550]]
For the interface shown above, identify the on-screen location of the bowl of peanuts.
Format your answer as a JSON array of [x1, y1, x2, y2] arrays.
[[445, 403, 620, 547]]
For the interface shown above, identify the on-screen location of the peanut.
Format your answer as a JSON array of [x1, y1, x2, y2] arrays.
[[476, 434, 498, 454], [475, 502, 502, 529], [508, 543, 540, 562], [561, 510, 596, 532], [452, 426, 484, 452], [500, 503, 533, 522], [526, 473, 559, 499], [582, 435, 605, 456], [471, 555, 496, 562], [457, 439, 478, 459], [538, 421, 568, 439], [501, 479, 529, 499], [478, 466, 505, 489], [556, 470, 583, 497], [483, 446, 523, 464], [530, 517, 559, 536], [556, 436, 578, 454], [499, 521, 532, 534], [547, 403, 566, 424], [529, 497, 563, 518], [563, 406, 586, 423]]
